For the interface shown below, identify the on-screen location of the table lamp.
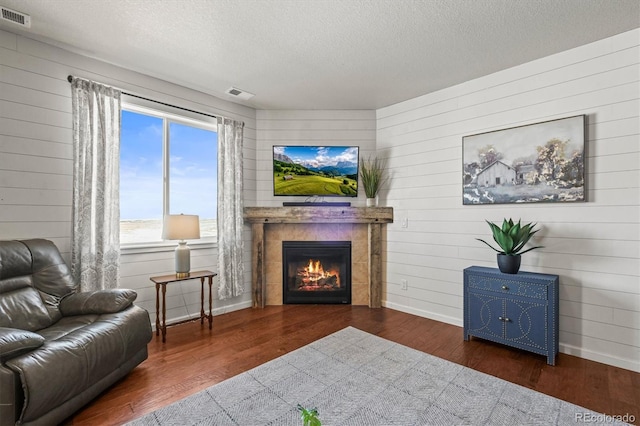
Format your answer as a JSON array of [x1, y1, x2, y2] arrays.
[[163, 214, 200, 278]]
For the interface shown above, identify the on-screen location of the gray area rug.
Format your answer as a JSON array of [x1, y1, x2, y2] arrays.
[[127, 327, 626, 425]]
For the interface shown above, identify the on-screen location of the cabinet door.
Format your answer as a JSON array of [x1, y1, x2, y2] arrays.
[[504, 299, 548, 351], [467, 292, 503, 340]]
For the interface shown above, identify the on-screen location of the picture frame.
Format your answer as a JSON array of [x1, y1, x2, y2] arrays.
[[462, 115, 586, 205]]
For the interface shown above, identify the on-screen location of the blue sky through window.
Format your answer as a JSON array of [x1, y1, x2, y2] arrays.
[[120, 109, 218, 221], [120, 110, 163, 220], [169, 122, 217, 218]]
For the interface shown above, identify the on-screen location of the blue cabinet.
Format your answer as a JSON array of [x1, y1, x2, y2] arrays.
[[463, 266, 559, 365]]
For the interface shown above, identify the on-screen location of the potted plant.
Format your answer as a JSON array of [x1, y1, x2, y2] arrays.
[[359, 155, 388, 207], [476, 218, 543, 274]]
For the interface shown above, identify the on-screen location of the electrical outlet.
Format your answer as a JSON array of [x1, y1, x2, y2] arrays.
[[401, 217, 408, 228], [401, 279, 408, 290]]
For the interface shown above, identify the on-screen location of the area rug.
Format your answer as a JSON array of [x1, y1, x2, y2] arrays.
[[127, 327, 627, 425]]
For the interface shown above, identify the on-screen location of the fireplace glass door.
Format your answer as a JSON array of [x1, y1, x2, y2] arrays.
[[282, 241, 351, 304]]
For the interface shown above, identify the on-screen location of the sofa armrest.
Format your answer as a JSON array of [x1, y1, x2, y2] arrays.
[[0, 328, 44, 361], [0, 363, 20, 426], [59, 289, 137, 316]]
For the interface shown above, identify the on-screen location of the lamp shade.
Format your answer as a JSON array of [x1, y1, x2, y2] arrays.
[[162, 214, 200, 241]]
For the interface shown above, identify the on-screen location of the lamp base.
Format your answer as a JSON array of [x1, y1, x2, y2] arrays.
[[175, 241, 191, 276]]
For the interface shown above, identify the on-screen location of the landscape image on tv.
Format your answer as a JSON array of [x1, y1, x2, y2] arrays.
[[273, 145, 359, 197]]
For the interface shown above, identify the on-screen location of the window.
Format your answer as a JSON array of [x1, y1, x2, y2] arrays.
[[120, 105, 217, 245]]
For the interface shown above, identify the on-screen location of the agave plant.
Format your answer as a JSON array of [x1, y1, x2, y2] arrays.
[[477, 218, 543, 255]]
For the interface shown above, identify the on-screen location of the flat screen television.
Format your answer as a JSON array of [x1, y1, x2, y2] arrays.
[[273, 145, 359, 197]]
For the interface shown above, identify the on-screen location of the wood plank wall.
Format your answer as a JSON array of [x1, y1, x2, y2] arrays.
[[1, 26, 637, 372], [377, 29, 639, 372], [0, 29, 256, 323]]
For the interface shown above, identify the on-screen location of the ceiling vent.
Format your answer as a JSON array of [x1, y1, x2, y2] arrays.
[[1, 6, 31, 28], [225, 87, 255, 100]]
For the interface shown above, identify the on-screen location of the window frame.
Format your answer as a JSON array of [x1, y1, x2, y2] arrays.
[[120, 98, 218, 253]]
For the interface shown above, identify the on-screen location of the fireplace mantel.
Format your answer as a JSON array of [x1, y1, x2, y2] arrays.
[[244, 206, 393, 308], [244, 206, 394, 224]]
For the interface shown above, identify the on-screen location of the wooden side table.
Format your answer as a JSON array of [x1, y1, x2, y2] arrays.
[[150, 270, 217, 343]]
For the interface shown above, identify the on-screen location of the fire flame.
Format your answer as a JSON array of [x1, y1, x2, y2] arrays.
[[307, 259, 324, 276], [296, 259, 340, 288]]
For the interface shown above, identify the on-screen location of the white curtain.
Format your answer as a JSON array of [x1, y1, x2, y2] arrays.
[[217, 117, 245, 299], [70, 77, 121, 291]]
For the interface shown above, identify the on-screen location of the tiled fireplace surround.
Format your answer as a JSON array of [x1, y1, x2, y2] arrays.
[[244, 207, 394, 308]]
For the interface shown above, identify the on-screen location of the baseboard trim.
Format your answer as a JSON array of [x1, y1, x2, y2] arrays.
[[559, 343, 640, 373], [382, 300, 463, 328]]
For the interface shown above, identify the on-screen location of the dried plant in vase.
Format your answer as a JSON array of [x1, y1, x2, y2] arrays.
[[359, 155, 388, 207]]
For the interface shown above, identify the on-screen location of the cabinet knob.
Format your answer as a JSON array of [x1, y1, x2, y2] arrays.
[[501, 285, 509, 290]]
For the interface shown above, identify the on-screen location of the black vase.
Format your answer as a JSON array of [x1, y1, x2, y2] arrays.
[[497, 254, 521, 274]]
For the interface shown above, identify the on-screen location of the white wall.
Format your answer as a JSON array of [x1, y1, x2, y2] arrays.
[[2, 25, 638, 372], [378, 29, 639, 372], [254, 109, 377, 206], [0, 29, 256, 324]]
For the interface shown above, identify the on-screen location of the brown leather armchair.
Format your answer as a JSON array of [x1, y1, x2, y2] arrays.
[[0, 239, 152, 426]]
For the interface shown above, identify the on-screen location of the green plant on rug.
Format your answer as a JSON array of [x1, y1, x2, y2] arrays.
[[477, 218, 543, 274], [297, 404, 321, 426]]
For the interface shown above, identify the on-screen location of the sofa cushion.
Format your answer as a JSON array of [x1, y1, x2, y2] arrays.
[[0, 286, 53, 331], [0, 240, 32, 281], [25, 239, 76, 298], [23, 239, 77, 323], [0, 328, 44, 361], [60, 289, 137, 316], [0, 240, 77, 329]]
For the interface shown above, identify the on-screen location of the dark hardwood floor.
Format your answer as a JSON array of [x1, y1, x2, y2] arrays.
[[67, 305, 639, 425]]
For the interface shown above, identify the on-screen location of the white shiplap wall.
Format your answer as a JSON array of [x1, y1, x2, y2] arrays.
[[0, 29, 256, 324], [254, 110, 377, 206], [378, 29, 640, 372], [1, 25, 637, 372]]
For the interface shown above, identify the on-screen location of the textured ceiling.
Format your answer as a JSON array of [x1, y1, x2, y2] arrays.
[[1, 0, 638, 110]]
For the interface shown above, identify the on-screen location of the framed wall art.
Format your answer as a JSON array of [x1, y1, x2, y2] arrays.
[[462, 115, 586, 205]]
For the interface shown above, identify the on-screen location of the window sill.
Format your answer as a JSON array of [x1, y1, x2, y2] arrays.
[[120, 239, 217, 255]]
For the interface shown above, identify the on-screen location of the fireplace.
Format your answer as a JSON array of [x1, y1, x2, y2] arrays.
[[244, 206, 393, 307], [282, 241, 351, 304]]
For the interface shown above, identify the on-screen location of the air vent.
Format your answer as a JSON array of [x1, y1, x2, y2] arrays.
[[1, 6, 31, 28], [225, 87, 255, 100]]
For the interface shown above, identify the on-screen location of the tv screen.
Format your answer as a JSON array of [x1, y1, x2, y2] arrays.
[[273, 145, 359, 197]]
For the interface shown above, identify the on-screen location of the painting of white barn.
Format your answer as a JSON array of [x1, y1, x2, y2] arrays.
[[476, 161, 517, 187], [463, 115, 585, 204]]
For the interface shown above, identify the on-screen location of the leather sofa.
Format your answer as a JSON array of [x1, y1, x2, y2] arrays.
[[0, 239, 152, 426]]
